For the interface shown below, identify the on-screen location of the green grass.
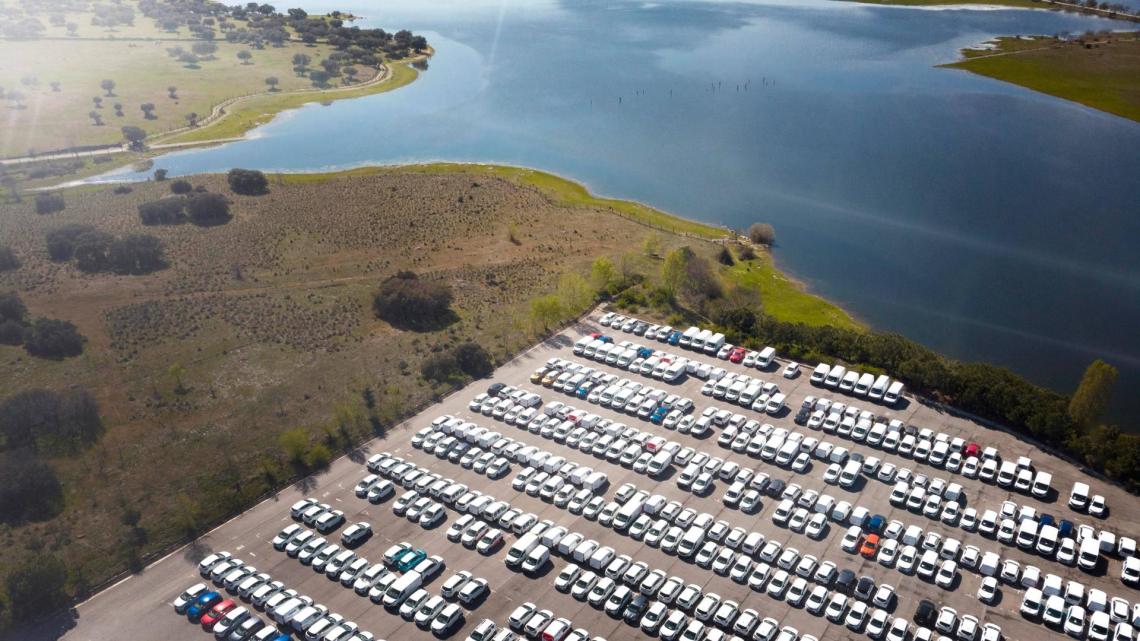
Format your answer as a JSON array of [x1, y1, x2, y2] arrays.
[[942, 33, 1140, 123], [725, 256, 863, 330], [158, 62, 421, 144]]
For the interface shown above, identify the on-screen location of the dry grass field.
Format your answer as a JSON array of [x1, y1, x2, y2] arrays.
[[0, 168, 714, 595]]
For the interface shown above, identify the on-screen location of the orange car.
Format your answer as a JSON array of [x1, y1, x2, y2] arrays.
[[859, 534, 880, 559]]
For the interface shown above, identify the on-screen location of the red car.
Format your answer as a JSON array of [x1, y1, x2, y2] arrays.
[[964, 442, 980, 458], [199, 599, 235, 629], [728, 347, 747, 363]]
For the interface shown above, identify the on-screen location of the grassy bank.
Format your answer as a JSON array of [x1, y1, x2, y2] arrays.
[[942, 33, 1140, 123]]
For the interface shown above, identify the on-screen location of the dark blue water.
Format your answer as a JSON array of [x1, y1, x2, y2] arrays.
[[92, 0, 1140, 426]]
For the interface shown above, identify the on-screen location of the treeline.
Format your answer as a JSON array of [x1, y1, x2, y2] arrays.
[[0, 291, 85, 359], [46, 224, 166, 274], [138, 192, 230, 226]]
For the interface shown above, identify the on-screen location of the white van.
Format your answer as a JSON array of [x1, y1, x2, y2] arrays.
[[869, 375, 890, 401], [383, 571, 424, 609], [854, 373, 875, 396], [824, 365, 846, 388], [647, 451, 674, 478], [664, 361, 687, 383], [507, 534, 542, 568], [810, 363, 830, 385], [1078, 538, 1100, 571], [839, 461, 861, 489], [692, 329, 712, 351], [704, 333, 725, 355], [1032, 471, 1053, 498], [740, 383, 763, 407], [678, 527, 705, 558], [776, 440, 799, 466], [1069, 482, 1090, 510], [679, 327, 700, 348], [884, 381, 904, 406], [756, 346, 776, 369], [613, 498, 646, 531], [573, 336, 593, 355], [765, 393, 786, 415], [839, 370, 859, 392], [271, 598, 306, 626]]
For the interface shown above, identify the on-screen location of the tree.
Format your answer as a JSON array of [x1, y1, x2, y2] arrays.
[[153, 168, 167, 181], [167, 85, 178, 99], [185, 112, 199, 127], [186, 192, 231, 226], [590, 256, 618, 293], [642, 231, 662, 257], [0, 246, 18, 271], [46, 224, 97, 260], [305, 443, 332, 468], [237, 49, 253, 64], [343, 66, 358, 82], [717, 246, 735, 266], [528, 295, 563, 332], [92, 96, 102, 108], [50, 81, 60, 92], [0, 453, 63, 523], [100, 78, 115, 96], [1069, 359, 1117, 427], [121, 125, 146, 147], [278, 428, 308, 464], [34, 192, 65, 214], [227, 168, 268, 195], [4, 553, 69, 623], [420, 352, 460, 383], [23, 318, 85, 359], [140, 102, 156, 119], [748, 222, 775, 246], [372, 271, 454, 330], [72, 229, 113, 272], [113, 102, 123, 117], [170, 179, 193, 194], [0, 291, 26, 323], [108, 234, 166, 274], [88, 110, 103, 126], [265, 76, 279, 91], [191, 41, 217, 57], [0, 387, 101, 453], [308, 69, 331, 87], [556, 272, 594, 314], [454, 342, 493, 378], [168, 363, 187, 394]]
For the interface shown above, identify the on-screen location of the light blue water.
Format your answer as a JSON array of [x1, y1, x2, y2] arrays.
[[92, 0, 1140, 424]]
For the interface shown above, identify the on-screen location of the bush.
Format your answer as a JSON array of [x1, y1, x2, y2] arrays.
[[278, 428, 308, 464], [717, 246, 735, 266], [748, 223, 775, 245], [34, 192, 65, 214], [373, 271, 454, 330], [0, 453, 63, 523], [420, 352, 460, 383], [0, 320, 23, 345], [108, 234, 166, 274], [227, 168, 268, 195], [736, 244, 756, 261], [305, 442, 332, 468], [3, 553, 69, 623], [72, 229, 114, 273], [138, 197, 185, 225], [170, 179, 193, 194], [0, 246, 18, 271], [23, 318, 85, 359]]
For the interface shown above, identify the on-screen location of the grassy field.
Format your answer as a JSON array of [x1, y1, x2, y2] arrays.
[[943, 33, 1140, 123], [724, 257, 864, 330], [0, 2, 423, 157]]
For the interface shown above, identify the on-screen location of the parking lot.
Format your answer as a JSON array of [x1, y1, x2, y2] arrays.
[[33, 309, 1140, 641]]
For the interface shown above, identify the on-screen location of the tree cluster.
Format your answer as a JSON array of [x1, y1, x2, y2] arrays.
[[138, 192, 231, 226], [227, 168, 268, 195], [3, 553, 69, 625], [747, 222, 775, 246], [373, 271, 455, 330], [0, 452, 63, 524], [421, 342, 494, 384], [46, 225, 166, 274], [34, 192, 65, 214], [0, 291, 86, 359], [0, 245, 19, 271], [0, 387, 102, 453]]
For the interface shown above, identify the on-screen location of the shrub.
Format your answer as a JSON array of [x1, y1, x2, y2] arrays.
[[420, 352, 460, 383], [34, 192, 65, 214], [0, 387, 102, 452], [373, 271, 454, 330], [22, 318, 85, 359], [170, 179, 193, 194], [717, 246, 735, 266], [138, 197, 185, 225], [748, 223, 775, 246], [0, 246, 18, 271], [278, 428, 308, 464], [71, 229, 114, 273], [736, 243, 756, 261], [0, 320, 23, 345], [305, 442, 332, 468], [3, 553, 69, 623], [108, 234, 166, 274], [0, 291, 26, 323], [227, 168, 268, 195]]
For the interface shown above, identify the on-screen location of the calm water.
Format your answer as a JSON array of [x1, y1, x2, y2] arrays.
[[94, 0, 1140, 425]]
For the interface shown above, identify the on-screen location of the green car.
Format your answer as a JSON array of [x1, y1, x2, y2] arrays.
[[397, 548, 427, 572]]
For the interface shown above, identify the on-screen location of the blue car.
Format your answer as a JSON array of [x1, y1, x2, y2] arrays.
[[1039, 514, 1055, 528], [650, 406, 669, 424], [865, 515, 886, 534], [636, 347, 653, 359], [185, 591, 221, 622], [576, 384, 592, 399], [1058, 519, 1075, 538], [667, 330, 682, 345], [599, 335, 613, 344]]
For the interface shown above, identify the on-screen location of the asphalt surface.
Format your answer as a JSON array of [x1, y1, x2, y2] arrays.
[[20, 310, 1139, 641]]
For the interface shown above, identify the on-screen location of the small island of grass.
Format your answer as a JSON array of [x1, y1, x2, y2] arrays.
[[942, 32, 1140, 124]]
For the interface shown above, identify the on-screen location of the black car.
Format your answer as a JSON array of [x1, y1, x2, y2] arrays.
[[623, 595, 650, 625], [914, 600, 937, 626], [835, 569, 856, 595], [794, 407, 810, 425], [487, 382, 505, 397], [854, 576, 875, 601], [765, 479, 786, 499]]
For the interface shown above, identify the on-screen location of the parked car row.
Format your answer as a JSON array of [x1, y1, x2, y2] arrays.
[[502, 602, 595, 641], [192, 551, 376, 641], [808, 362, 904, 406]]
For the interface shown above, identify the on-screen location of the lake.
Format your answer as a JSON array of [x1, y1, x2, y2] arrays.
[[93, 0, 1140, 425]]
